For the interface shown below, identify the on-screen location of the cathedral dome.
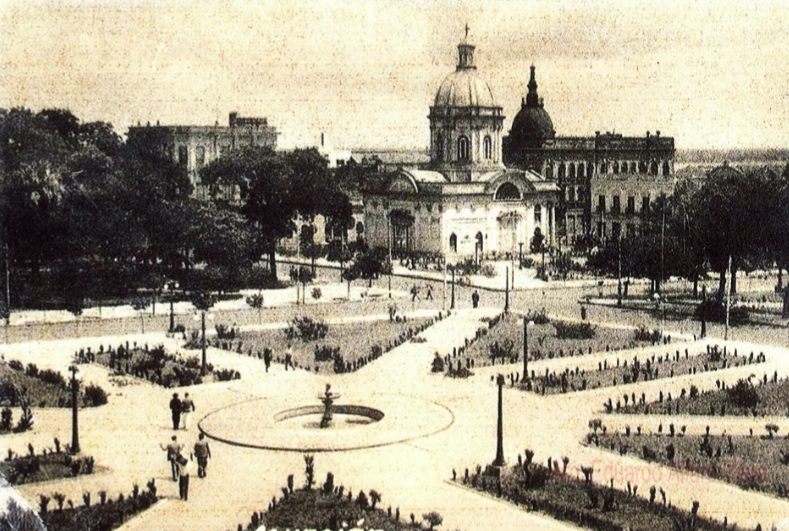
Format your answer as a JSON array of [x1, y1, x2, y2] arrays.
[[433, 42, 497, 108], [509, 66, 555, 148]]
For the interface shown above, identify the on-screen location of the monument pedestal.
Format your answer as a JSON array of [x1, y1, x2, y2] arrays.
[[485, 463, 506, 478]]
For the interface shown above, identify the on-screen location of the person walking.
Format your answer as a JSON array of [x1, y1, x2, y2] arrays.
[[160, 435, 183, 481], [181, 392, 195, 430], [176, 453, 192, 501], [169, 393, 181, 430], [410, 285, 420, 301], [284, 344, 293, 371], [263, 348, 272, 373], [425, 284, 433, 300], [471, 290, 480, 308], [194, 433, 212, 478]]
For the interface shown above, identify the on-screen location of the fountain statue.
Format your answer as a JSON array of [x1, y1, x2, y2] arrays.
[[319, 384, 340, 428]]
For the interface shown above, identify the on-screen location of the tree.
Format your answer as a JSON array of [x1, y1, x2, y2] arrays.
[[422, 511, 443, 529], [344, 249, 391, 288], [368, 489, 381, 510], [191, 291, 216, 376]]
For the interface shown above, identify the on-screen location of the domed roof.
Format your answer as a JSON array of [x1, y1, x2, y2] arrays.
[[433, 42, 498, 108], [509, 66, 555, 147]]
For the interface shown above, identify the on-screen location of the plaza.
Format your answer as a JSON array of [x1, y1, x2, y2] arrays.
[[1, 263, 788, 531]]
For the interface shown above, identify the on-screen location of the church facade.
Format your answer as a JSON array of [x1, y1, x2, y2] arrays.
[[363, 38, 560, 261]]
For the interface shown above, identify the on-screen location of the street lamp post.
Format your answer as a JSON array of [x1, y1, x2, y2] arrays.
[[450, 267, 455, 310], [505, 266, 510, 314], [518, 242, 523, 270], [69, 365, 80, 454], [493, 374, 506, 467], [617, 236, 622, 307], [523, 318, 533, 380], [166, 280, 179, 333]]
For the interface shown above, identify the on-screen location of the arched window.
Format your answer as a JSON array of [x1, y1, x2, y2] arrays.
[[495, 182, 521, 201], [457, 136, 470, 161], [639, 161, 647, 174], [662, 161, 670, 176], [577, 162, 585, 178], [613, 162, 620, 174], [650, 161, 658, 175], [630, 162, 637, 173], [558, 163, 566, 179], [544, 164, 554, 179], [436, 132, 444, 161], [600, 162, 608, 174], [534, 204, 542, 223], [475, 232, 484, 253], [449, 233, 458, 253], [568, 162, 576, 178], [483, 135, 492, 159]]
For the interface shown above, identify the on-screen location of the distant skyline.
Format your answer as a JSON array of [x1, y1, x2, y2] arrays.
[[2, 0, 789, 151]]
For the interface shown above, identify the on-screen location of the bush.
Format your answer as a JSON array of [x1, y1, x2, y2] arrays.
[[554, 321, 595, 339], [695, 299, 749, 324], [525, 308, 550, 325], [311, 287, 322, 300], [285, 316, 329, 343], [727, 379, 760, 409], [82, 384, 108, 407], [8, 360, 24, 372], [213, 369, 240, 382], [215, 324, 236, 340], [634, 325, 661, 343], [314, 345, 340, 363]]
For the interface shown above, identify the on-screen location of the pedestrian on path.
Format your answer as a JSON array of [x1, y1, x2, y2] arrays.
[[176, 453, 192, 501], [410, 285, 420, 302], [181, 393, 195, 430], [169, 393, 181, 430], [285, 344, 294, 371], [263, 348, 272, 372], [425, 284, 433, 300], [160, 435, 183, 481], [472, 290, 480, 308], [194, 433, 212, 478]]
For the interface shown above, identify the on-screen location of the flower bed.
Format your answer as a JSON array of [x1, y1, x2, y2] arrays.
[[38, 480, 159, 531], [226, 312, 447, 374], [454, 454, 737, 531], [1, 360, 108, 409], [231, 456, 444, 531], [588, 428, 789, 500], [73, 342, 240, 387], [1, 439, 96, 486]]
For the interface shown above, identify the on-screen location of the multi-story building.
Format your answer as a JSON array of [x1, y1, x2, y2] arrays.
[[127, 112, 278, 199], [504, 67, 675, 244]]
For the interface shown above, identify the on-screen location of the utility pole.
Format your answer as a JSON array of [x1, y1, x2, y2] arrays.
[[493, 374, 506, 467], [450, 267, 455, 310], [505, 267, 510, 313], [617, 236, 622, 307]]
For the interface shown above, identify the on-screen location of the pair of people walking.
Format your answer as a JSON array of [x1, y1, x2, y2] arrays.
[[169, 392, 196, 430], [161, 433, 212, 501]]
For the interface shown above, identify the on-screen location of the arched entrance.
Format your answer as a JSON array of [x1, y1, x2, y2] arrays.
[[497, 211, 521, 255], [389, 209, 415, 253]]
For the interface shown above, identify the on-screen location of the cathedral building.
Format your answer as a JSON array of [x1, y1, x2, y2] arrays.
[[363, 37, 560, 261], [503, 67, 676, 244]]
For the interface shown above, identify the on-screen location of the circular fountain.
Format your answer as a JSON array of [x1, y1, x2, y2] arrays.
[[198, 385, 453, 452]]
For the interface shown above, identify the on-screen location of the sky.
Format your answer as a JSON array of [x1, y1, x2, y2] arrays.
[[2, 0, 789, 151]]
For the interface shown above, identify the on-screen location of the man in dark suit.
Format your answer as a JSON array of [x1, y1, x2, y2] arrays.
[[169, 393, 181, 430]]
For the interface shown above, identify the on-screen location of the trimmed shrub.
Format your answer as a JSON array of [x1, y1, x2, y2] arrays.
[[554, 321, 595, 339]]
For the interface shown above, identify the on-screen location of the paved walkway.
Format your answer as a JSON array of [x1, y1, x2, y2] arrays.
[[2, 304, 789, 530]]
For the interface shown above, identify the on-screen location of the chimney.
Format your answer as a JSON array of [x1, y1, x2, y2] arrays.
[[321, 132, 325, 147], [229, 112, 238, 127], [646, 131, 650, 138]]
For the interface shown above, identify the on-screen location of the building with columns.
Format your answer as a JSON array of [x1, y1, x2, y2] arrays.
[[504, 67, 676, 244], [363, 36, 560, 261]]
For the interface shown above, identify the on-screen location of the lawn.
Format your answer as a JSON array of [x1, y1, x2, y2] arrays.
[[526, 344, 765, 398], [1, 361, 107, 410], [455, 458, 733, 531], [588, 430, 789, 500], [0, 446, 96, 486], [229, 312, 445, 374], [73, 342, 240, 387]]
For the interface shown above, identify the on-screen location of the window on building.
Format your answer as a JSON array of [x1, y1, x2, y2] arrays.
[[545, 164, 554, 179], [568, 187, 576, 203], [639, 161, 647, 174], [578, 162, 585, 178], [627, 223, 637, 237], [587, 163, 594, 178], [457, 136, 470, 161], [600, 162, 608, 174], [495, 182, 520, 200], [568, 162, 576, 178], [534, 204, 542, 223], [627, 196, 635, 214], [597, 221, 606, 238], [612, 222, 621, 240], [195, 146, 205, 168], [449, 233, 457, 253], [630, 162, 637, 173], [178, 145, 188, 166], [613, 161, 620, 174], [662, 161, 670, 176], [642, 196, 650, 212], [650, 161, 658, 175], [436, 132, 444, 161], [598, 195, 606, 213], [483, 135, 492, 159], [612, 196, 621, 214], [558, 163, 566, 179]]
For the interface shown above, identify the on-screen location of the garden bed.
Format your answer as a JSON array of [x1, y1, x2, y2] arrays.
[[440, 313, 677, 376], [1, 440, 96, 485], [1, 361, 107, 409], [73, 342, 240, 388], [223, 312, 446, 374], [587, 428, 789, 500], [454, 456, 739, 531], [37, 480, 159, 531], [525, 344, 765, 398], [231, 456, 446, 530]]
